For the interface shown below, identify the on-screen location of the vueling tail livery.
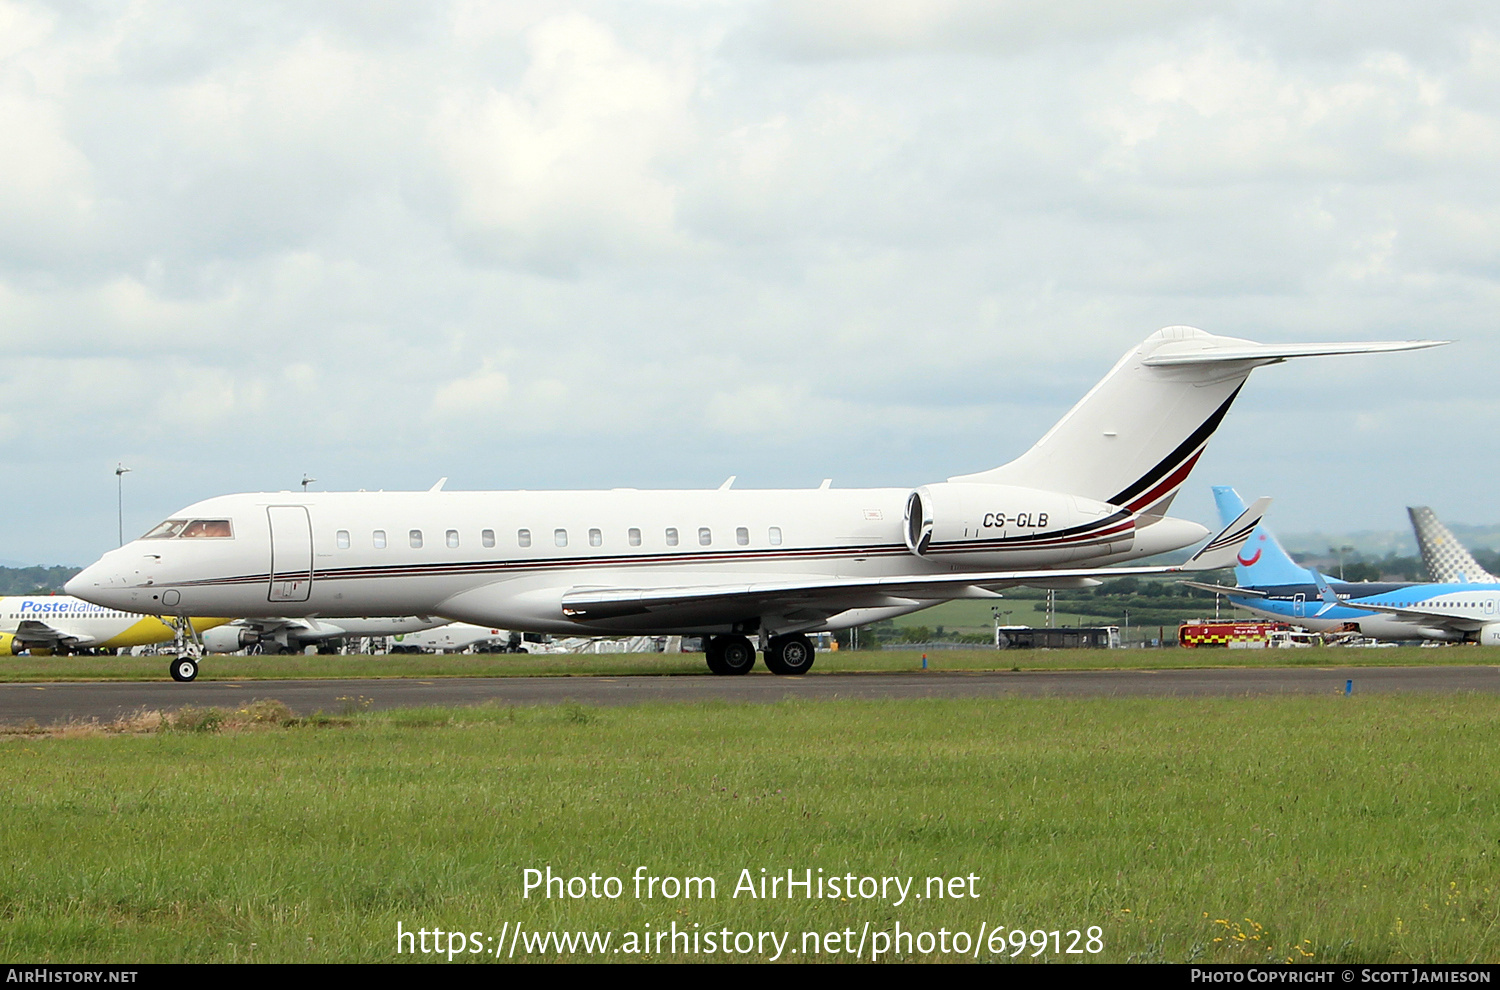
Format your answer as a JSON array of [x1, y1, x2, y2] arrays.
[[0, 596, 228, 655], [66, 327, 1443, 680], [1409, 507, 1499, 584]]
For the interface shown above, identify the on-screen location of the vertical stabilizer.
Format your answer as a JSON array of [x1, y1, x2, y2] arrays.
[[1409, 507, 1499, 583], [949, 328, 1445, 518], [1213, 485, 1314, 588]]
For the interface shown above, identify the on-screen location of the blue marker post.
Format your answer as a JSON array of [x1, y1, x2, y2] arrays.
[[922, 653, 928, 671], [1345, 679, 1353, 696]]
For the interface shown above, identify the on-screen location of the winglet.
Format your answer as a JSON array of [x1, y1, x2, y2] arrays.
[[1310, 569, 1342, 616], [1183, 497, 1272, 571]]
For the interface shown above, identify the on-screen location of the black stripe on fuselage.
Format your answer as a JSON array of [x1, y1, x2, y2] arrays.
[[175, 541, 918, 589]]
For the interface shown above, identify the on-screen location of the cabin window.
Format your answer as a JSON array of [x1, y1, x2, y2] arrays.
[[446, 530, 460, 548], [518, 529, 532, 548], [336, 530, 350, 549], [373, 530, 387, 549], [769, 527, 782, 546], [410, 530, 423, 549], [736, 526, 749, 546], [699, 527, 712, 546], [665, 527, 679, 547], [482, 529, 495, 548], [589, 528, 602, 547], [555, 529, 568, 547], [628, 528, 641, 547]]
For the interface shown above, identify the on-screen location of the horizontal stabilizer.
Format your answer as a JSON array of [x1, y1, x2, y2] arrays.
[[1142, 338, 1448, 367]]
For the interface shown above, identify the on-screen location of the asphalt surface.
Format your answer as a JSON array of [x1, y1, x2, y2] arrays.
[[1, 665, 1498, 724]]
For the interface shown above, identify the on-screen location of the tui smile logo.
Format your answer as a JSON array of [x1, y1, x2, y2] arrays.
[[1237, 534, 1266, 567]]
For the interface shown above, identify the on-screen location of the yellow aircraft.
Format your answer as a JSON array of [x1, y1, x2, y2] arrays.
[[0, 595, 228, 655]]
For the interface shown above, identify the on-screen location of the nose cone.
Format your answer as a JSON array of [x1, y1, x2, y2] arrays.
[[65, 555, 133, 608], [63, 563, 96, 598]]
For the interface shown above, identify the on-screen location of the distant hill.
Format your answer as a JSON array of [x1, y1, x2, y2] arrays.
[[1284, 521, 1500, 558], [0, 565, 81, 596]]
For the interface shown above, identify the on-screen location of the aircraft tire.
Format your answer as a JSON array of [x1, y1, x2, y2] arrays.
[[170, 656, 199, 682], [705, 635, 756, 675], [764, 635, 815, 676], [704, 636, 728, 674]]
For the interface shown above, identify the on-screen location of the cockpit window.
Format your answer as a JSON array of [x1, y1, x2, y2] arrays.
[[181, 519, 233, 538], [142, 518, 233, 539]]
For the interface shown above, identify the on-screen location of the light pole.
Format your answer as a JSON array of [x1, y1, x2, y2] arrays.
[[991, 607, 1013, 647], [301, 474, 316, 492], [1123, 608, 1130, 648], [115, 463, 131, 546]]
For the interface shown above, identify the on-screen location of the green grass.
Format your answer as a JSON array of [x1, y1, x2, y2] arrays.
[[3, 644, 1498, 682], [1, 695, 1497, 962]]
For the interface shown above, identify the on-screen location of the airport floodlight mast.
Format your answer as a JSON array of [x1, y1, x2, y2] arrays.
[[301, 474, 316, 492], [114, 463, 130, 547]]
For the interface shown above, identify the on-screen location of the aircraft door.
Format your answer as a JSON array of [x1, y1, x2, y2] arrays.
[[1293, 593, 1305, 618], [268, 505, 314, 603]]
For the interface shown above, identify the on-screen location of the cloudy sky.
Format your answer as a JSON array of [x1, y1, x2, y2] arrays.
[[1, 1, 1495, 566]]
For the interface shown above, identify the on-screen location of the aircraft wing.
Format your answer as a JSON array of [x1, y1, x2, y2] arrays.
[[562, 500, 1269, 623], [231, 616, 348, 642], [10, 620, 94, 649], [1181, 581, 1269, 598]]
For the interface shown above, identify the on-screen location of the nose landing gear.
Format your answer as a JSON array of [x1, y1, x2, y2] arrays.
[[162, 613, 205, 682]]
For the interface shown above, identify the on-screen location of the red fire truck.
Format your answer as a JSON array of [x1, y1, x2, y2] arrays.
[[1178, 620, 1293, 648]]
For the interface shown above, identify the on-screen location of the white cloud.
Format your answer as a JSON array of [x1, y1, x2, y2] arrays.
[[1, 1, 1498, 565], [432, 12, 696, 269]]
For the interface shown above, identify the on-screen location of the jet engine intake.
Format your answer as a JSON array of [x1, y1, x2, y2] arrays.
[[902, 482, 1135, 566]]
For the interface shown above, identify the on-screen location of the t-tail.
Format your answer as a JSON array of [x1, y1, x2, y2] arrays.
[[1409, 506, 1499, 584], [1213, 485, 1314, 588], [951, 327, 1445, 520]]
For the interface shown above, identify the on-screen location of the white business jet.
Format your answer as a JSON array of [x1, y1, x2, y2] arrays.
[[66, 327, 1442, 681]]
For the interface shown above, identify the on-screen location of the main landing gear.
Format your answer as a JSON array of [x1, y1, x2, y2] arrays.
[[705, 634, 757, 675], [703, 633, 815, 676], [170, 656, 199, 682]]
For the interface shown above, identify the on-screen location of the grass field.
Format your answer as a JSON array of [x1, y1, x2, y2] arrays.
[[2, 644, 1497, 682], [2, 694, 1497, 963]]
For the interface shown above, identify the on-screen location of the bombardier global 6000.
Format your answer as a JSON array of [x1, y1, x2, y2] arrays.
[[67, 327, 1442, 680]]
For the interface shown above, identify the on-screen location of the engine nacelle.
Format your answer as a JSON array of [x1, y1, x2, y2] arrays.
[[0, 633, 16, 656], [202, 625, 259, 653], [903, 482, 1135, 567], [1478, 624, 1500, 646]]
